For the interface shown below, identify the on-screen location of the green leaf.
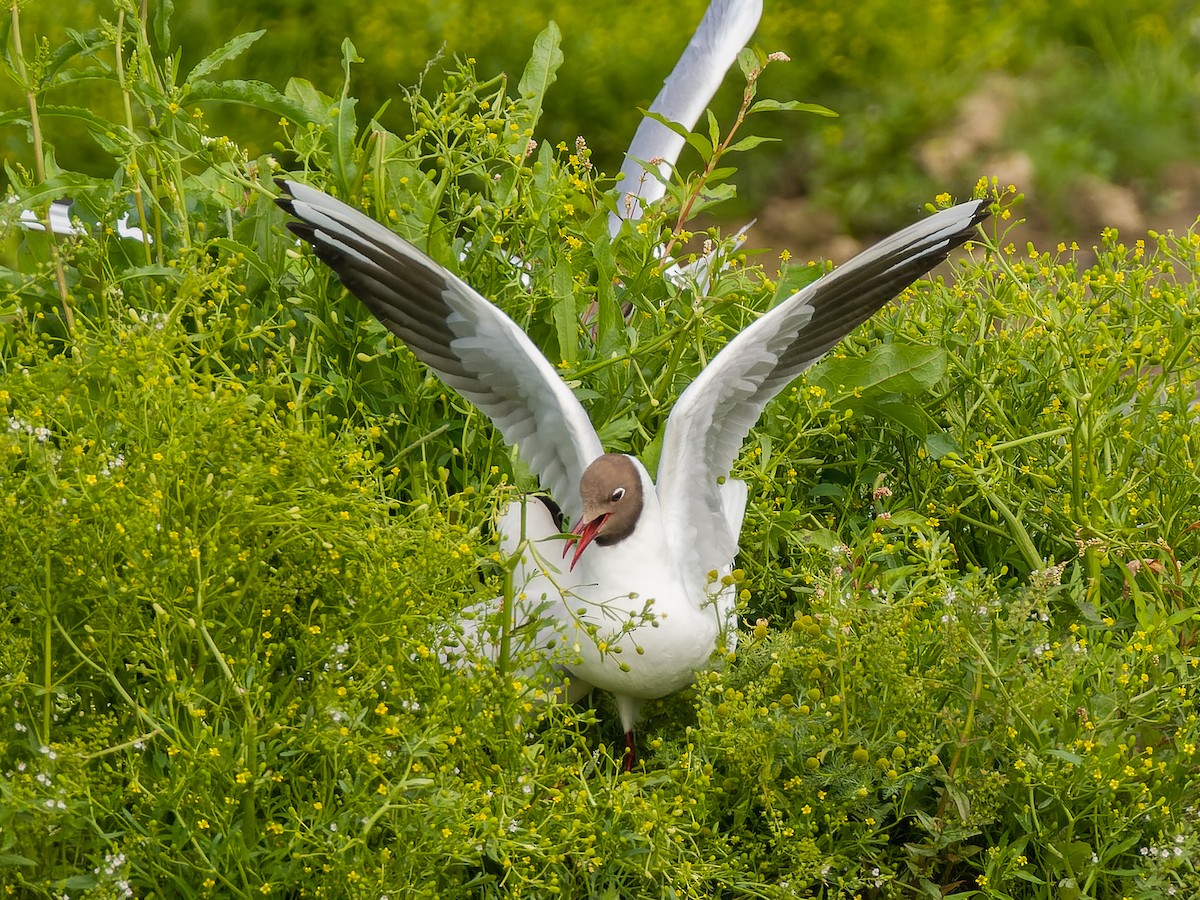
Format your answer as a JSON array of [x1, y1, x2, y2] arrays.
[[705, 109, 721, 155], [341, 37, 363, 88], [1165, 607, 1198, 626], [814, 342, 947, 398], [683, 130, 714, 164], [748, 98, 838, 117], [551, 257, 577, 366], [942, 778, 972, 823], [327, 98, 360, 192], [735, 46, 761, 79], [597, 415, 638, 448], [1012, 869, 1047, 885], [593, 237, 625, 360], [924, 432, 961, 460], [1, 159, 110, 205], [864, 398, 933, 439], [641, 428, 664, 481], [772, 262, 823, 304], [704, 166, 738, 182], [724, 135, 779, 153], [114, 264, 187, 285], [44, 28, 107, 85], [187, 79, 316, 124], [152, 0, 173, 50], [1046, 748, 1084, 765], [283, 77, 332, 121], [640, 110, 691, 141], [0, 104, 110, 134], [809, 482, 846, 499], [186, 30, 265, 84], [514, 20, 563, 139]]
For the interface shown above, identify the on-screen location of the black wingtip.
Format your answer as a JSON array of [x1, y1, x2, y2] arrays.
[[274, 178, 298, 217], [970, 197, 992, 229], [284, 220, 316, 242]]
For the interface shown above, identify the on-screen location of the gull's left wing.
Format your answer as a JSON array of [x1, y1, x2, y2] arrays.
[[656, 199, 991, 583]]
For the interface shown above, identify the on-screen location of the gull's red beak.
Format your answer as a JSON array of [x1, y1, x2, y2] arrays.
[[562, 514, 609, 571]]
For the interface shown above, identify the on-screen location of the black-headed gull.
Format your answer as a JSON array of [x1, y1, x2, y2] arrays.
[[276, 177, 989, 768]]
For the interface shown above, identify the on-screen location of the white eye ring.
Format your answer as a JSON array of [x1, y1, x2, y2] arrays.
[[610, 487, 625, 502]]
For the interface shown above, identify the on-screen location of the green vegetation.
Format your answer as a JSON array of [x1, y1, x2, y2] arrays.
[[3, 0, 1197, 230], [2, 3, 1199, 897]]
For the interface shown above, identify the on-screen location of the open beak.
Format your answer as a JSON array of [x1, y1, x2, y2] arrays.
[[562, 514, 609, 571]]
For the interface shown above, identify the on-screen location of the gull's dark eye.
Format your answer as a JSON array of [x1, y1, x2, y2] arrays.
[[611, 487, 625, 502]]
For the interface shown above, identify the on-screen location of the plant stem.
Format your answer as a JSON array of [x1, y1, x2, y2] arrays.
[[660, 68, 759, 263], [498, 500, 525, 677], [115, 10, 154, 266], [43, 555, 53, 742], [937, 666, 982, 821], [10, 0, 74, 332]]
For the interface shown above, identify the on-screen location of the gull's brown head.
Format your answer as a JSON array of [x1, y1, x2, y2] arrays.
[[562, 454, 644, 571]]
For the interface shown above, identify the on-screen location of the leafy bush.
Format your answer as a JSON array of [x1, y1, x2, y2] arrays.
[[2, 5, 1199, 898]]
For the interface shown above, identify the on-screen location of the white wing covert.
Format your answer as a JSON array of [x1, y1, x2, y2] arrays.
[[657, 199, 990, 581], [276, 179, 604, 520]]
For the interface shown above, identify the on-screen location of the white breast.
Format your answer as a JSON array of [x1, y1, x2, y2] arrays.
[[560, 464, 724, 699]]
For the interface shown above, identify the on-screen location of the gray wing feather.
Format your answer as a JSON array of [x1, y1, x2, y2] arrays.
[[276, 179, 603, 519]]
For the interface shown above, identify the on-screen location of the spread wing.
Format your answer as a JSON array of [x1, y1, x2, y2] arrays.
[[656, 199, 990, 578], [276, 179, 603, 520], [610, 0, 763, 235]]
